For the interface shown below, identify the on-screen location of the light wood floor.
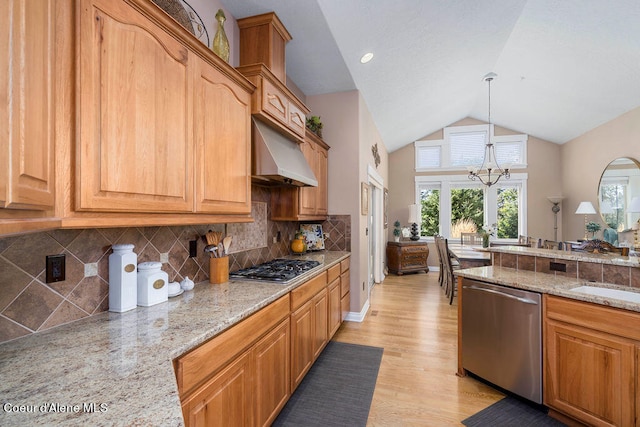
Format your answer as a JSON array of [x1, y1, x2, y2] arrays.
[[333, 271, 504, 426]]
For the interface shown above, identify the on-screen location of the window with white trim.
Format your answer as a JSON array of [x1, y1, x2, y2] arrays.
[[415, 174, 528, 241], [415, 124, 527, 172]]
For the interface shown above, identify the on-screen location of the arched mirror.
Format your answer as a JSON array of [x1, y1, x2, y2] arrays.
[[598, 157, 640, 233]]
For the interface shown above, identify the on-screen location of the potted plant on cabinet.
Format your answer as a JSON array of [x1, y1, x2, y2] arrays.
[[306, 115, 323, 138], [393, 220, 402, 242]]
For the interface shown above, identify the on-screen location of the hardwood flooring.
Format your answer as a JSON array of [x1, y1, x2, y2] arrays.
[[332, 271, 503, 426]]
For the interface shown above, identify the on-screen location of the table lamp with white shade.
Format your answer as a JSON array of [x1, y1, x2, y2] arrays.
[[408, 204, 421, 241], [575, 201, 596, 240], [627, 196, 640, 248]]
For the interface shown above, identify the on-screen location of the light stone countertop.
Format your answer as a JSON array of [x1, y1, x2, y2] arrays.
[[0, 251, 350, 427], [456, 265, 640, 312], [480, 245, 640, 267]]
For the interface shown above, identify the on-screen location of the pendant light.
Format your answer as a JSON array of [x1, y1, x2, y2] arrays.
[[468, 72, 511, 187]]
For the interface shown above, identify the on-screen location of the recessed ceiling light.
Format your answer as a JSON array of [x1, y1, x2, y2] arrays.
[[360, 52, 374, 64]]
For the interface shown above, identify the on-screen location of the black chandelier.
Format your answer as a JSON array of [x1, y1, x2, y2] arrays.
[[468, 72, 510, 187]]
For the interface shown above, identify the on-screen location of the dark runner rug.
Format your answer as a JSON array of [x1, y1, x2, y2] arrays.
[[272, 341, 383, 427], [462, 396, 567, 426]]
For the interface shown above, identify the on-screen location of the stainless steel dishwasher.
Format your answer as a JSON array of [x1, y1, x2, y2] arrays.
[[461, 278, 542, 404]]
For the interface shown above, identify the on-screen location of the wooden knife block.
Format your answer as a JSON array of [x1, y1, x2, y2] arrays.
[[209, 257, 229, 284]]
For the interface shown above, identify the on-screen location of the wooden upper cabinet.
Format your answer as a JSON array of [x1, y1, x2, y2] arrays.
[[298, 140, 318, 216], [238, 12, 291, 84], [194, 57, 251, 214], [1, 0, 56, 211], [77, 0, 193, 213], [236, 12, 309, 142], [271, 130, 329, 221]]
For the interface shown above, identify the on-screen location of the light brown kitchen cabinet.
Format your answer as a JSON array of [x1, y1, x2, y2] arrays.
[[254, 318, 290, 427], [194, 55, 251, 214], [236, 12, 309, 142], [544, 295, 637, 426], [340, 257, 351, 321], [176, 260, 348, 425], [312, 289, 328, 360], [270, 130, 330, 221], [77, 0, 194, 213], [290, 271, 329, 391], [175, 295, 290, 427], [182, 349, 254, 427], [327, 264, 342, 339], [36, 0, 256, 231], [290, 298, 314, 391], [0, 0, 61, 235]]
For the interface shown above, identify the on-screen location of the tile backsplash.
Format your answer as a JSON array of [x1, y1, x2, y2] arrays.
[[0, 185, 350, 344]]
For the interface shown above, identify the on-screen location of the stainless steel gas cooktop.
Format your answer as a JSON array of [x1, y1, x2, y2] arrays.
[[230, 259, 321, 283]]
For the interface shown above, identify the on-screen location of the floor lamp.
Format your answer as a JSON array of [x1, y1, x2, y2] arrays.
[[548, 196, 563, 241], [575, 201, 596, 240], [628, 197, 640, 249]]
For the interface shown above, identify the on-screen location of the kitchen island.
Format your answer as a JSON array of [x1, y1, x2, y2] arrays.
[[0, 251, 349, 427], [456, 246, 640, 426]]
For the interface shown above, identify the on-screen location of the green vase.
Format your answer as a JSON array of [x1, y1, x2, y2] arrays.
[[482, 234, 489, 248], [212, 9, 230, 63]]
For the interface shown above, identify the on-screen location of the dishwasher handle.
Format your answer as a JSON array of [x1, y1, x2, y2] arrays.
[[463, 284, 539, 305]]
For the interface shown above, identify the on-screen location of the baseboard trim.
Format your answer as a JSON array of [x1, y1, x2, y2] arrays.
[[344, 299, 370, 322]]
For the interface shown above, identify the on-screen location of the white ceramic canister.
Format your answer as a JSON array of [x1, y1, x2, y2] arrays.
[[108, 244, 138, 312], [137, 262, 168, 307]]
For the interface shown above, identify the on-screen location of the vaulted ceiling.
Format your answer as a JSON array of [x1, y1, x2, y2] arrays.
[[220, 0, 640, 152]]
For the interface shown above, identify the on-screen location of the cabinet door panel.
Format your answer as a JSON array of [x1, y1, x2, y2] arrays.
[[261, 78, 288, 127], [328, 278, 341, 339], [195, 59, 251, 214], [255, 318, 290, 427], [298, 139, 317, 215], [545, 320, 634, 426], [288, 102, 306, 139], [316, 146, 328, 215], [313, 289, 328, 360], [291, 300, 313, 391], [182, 349, 253, 427], [78, 0, 192, 212], [1, 0, 55, 210]]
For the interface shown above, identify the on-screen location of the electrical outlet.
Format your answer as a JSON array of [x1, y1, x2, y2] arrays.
[[549, 261, 567, 272], [189, 240, 198, 258], [46, 254, 66, 283], [273, 236, 277, 244], [324, 232, 330, 240]]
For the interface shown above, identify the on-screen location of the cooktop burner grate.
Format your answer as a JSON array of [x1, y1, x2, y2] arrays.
[[230, 259, 321, 283]]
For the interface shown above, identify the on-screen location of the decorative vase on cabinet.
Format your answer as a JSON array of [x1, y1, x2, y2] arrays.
[[212, 9, 229, 62]]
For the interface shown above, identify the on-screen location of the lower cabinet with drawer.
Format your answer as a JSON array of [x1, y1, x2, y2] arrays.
[[544, 295, 638, 426], [386, 241, 429, 275], [175, 295, 290, 427], [175, 256, 351, 426], [290, 271, 328, 391]]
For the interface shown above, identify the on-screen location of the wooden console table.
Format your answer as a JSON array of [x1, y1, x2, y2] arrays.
[[386, 241, 429, 275]]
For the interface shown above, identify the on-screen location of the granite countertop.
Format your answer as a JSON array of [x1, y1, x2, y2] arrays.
[[457, 265, 640, 313], [481, 245, 640, 267], [0, 251, 350, 426]]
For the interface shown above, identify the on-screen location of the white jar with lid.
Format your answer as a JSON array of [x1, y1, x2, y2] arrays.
[[109, 244, 137, 312], [137, 262, 168, 306]]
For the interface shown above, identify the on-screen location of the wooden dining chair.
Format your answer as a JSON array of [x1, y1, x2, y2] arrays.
[[438, 237, 459, 305], [460, 232, 483, 246], [433, 235, 444, 288]]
